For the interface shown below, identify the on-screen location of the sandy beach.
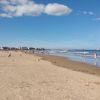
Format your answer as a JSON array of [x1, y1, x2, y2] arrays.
[[0, 51, 100, 100]]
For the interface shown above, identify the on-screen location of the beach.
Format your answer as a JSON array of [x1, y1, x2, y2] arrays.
[[40, 54, 100, 76], [0, 51, 100, 100]]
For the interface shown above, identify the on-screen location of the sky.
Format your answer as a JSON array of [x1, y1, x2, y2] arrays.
[[0, 0, 100, 49]]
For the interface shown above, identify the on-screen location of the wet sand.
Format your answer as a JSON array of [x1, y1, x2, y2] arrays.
[[0, 51, 100, 100], [39, 54, 100, 76]]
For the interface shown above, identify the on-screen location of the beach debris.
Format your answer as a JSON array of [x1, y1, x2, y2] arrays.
[[53, 61, 56, 63], [93, 81, 100, 85], [38, 58, 41, 62], [8, 53, 11, 57]]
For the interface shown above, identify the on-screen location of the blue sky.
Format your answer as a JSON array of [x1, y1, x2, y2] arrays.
[[0, 0, 100, 49]]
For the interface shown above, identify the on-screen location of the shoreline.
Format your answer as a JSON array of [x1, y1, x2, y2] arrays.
[[2, 50, 100, 76], [37, 54, 100, 76]]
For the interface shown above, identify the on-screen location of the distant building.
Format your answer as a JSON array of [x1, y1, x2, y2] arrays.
[[29, 47, 35, 50], [20, 47, 29, 50], [2, 47, 10, 50], [10, 47, 19, 50]]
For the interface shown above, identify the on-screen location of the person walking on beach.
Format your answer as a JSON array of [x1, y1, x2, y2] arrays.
[[94, 53, 97, 59], [93, 53, 97, 66]]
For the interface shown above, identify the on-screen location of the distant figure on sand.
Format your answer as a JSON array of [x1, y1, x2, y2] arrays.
[[38, 58, 40, 62], [8, 53, 11, 57], [94, 53, 97, 59]]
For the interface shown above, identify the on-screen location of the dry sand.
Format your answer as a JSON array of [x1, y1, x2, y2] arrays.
[[0, 51, 100, 100]]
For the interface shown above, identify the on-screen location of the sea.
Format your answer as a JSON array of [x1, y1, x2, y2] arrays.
[[47, 49, 100, 67]]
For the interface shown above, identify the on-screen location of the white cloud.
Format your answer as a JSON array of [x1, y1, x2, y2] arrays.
[[10, 0, 29, 4], [0, 0, 9, 5], [77, 11, 94, 16], [13, 3, 45, 16], [0, 13, 12, 18], [44, 3, 72, 16], [0, 0, 72, 18], [93, 17, 100, 21], [83, 11, 94, 15], [96, 18, 100, 20]]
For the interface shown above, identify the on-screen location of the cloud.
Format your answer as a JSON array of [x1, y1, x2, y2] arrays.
[[77, 11, 94, 16], [44, 3, 72, 16], [93, 17, 100, 21], [0, 0, 72, 18], [0, 13, 12, 18], [0, 0, 9, 5], [83, 11, 94, 15]]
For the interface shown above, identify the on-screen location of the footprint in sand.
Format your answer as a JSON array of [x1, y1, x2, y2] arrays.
[[93, 81, 100, 85]]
